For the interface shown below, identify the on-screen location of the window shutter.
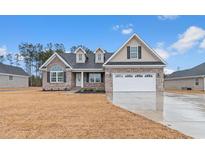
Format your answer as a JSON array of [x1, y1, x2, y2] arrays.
[[101, 73, 104, 83], [86, 73, 89, 82], [127, 46, 130, 59], [47, 72, 50, 83], [64, 72, 66, 82], [138, 46, 142, 59]]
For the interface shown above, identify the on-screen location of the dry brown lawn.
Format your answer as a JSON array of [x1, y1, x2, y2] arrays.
[[0, 88, 190, 138]]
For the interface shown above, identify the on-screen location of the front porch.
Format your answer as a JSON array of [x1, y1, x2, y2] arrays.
[[74, 72, 105, 90], [42, 69, 105, 91]]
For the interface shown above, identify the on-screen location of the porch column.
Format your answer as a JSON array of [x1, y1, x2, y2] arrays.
[[81, 71, 84, 88]]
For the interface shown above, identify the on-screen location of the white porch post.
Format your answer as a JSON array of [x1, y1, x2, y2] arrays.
[[81, 71, 84, 88]]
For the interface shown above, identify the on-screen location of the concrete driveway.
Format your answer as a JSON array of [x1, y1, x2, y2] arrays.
[[109, 92, 205, 138]]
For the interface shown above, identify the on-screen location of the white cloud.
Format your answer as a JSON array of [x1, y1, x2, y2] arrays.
[[158, 15, 179, 20], [112, 23, 134, 35], [112, 25, 120, 31], [199, 38, 205, 49], [164, 68, 175, 74], [0, 45, 7, 56], [154, 42, 170, 60], [171, 26, 205, 53], [121, 28, 133, 35]]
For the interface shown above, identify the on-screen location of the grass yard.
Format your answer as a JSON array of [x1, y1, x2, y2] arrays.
[[0, 88, 190, 138]]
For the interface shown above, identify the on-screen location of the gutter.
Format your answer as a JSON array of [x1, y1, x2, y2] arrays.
[[103, 65, 166, 68]]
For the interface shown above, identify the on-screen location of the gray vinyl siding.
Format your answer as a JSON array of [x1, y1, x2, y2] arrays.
[[164, 77, 205, 91], [0, 74, 29, 88]]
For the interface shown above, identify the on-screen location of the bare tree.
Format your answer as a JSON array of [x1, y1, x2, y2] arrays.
[[0, 55, 5, 63], [6, 53, 13, 65]]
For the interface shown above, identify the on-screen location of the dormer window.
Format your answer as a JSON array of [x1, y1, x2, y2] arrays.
[[95, 48, 105, 63], [74, 47, 87, 63], [97, 54, 101, 61], [78, 53, 83, 61], [130, 47, 138, 59]]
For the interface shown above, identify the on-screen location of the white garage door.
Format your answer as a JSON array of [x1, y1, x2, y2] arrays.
[[113, 73, 156, 92]]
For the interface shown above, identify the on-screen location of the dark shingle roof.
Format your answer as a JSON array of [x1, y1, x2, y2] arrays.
[[0, 63, 29, 76], [59, 53, 113, 69], [106, 61, 165, 65], [166, 62, 205, 79]]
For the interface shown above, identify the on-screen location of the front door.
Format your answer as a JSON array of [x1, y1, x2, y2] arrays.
[[76, 73, 81, 87]]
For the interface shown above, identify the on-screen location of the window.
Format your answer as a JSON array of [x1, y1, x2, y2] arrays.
[[89, 73, 101, 83], [78, 54, 83, 61], [50, 65, 64, 83], [57, 72, 64, 82], [130, 47, 138, 59], [125, 74, 133, 78], [9, 75, 13, 80], [135, 74, 143, 78], [97, 54, 101, 61], [195, 78, 199, 85], [145, 74, 153, 78], [115, 74, 123, 78]]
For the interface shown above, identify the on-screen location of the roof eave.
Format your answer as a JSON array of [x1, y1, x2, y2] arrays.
[[103, 64, 166, 68], [165, 75, 205, 80]]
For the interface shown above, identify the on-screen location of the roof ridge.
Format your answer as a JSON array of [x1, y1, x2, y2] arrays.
[[0, 63, 24, 69]]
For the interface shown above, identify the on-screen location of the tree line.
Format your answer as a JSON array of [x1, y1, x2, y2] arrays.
[[0, 43, 93, 86]]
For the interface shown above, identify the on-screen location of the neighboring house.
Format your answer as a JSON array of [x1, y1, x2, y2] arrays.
[[39, 33, 166, 93], [165, 62, 205, 91], [0, 63, 29, 88]]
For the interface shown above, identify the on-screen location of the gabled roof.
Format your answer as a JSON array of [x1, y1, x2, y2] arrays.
[[103, 33, 166, 66], [0, 63, 29, 76], [74, 47, 87, 54], [94, 48, 106, 54], [59, 52, 113, 69], [166, 62, 205, 79], [39, 52, 72, 70]]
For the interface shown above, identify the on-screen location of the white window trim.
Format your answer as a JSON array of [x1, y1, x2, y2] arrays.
[[130, 46, 138, 59], [89, 73, 101, 83], [50, 71, 64, 83], [78, 53, 83, 61], [97, 54, 102, 61]]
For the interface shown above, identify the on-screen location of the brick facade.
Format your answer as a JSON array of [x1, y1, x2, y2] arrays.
[[42, 54, 164, 92], [83, 82, 105, 90], [42, 56, 75, 90], [104, 67, 164, 93], [42, 70, 74, 90]]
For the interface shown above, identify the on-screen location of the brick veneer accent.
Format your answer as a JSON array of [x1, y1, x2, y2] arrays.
[[42, 70, 74, 90], [104, 67, 164, 93], [83, 82, 105, 90], [42, 56, 74, 91]]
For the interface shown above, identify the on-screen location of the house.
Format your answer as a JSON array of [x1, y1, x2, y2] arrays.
[[39, 33, 166, 93], [0, 63, 29, 88], [165, 62, 205, 91]]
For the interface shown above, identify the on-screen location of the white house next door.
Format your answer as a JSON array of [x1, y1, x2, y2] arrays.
[[76, 73, 81, 87]]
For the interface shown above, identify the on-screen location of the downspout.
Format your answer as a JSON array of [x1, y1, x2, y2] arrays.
[[204, 76, 205, 91]]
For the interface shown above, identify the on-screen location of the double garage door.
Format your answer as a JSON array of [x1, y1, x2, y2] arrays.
[[113, 73, 156, 92]]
